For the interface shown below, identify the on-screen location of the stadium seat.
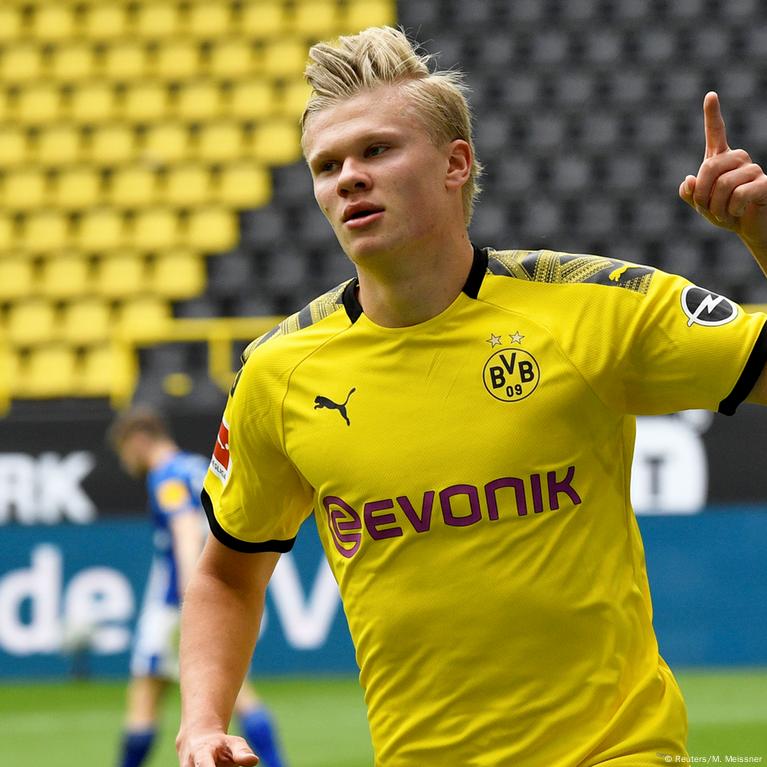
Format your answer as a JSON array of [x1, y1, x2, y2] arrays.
[[0, 259, 34, 301], [103, 41, 149, 81], [95, 251, 148, 298], [196, 121, 247, 164], [261, 40, 308, 78], [294, 0, 341, 38], [0, 126, 29, 169], [152, 250, 206, 299], [53, 166, 102, 211], [36, 124, 83, 168], [61, 298, 112, 345], [134, 2, 181, 40], [69, 82, 118, 124], [82, 4, 128, 41], [185, 206, 238, 252], [154, 39, 201, 81], [88, 124, 137, 166], [39, 255, 92, 299], [6, 299, 58, 347], [207, 249, 253, 299], [50, 42, 96, 82], [345, 0, 396, 28], [2, 169, 48, 212], [164, 163, 212, 208], [122, 81, 170, 123], [131, 207, 181, 251], [108, 166, 159, 208], [77, 208, 126, 252], [0, 43, 44, 84], [226, 80, 276, 121], [251, 120, 302, 165], [0, 214, 14, 253], [16, 83, 61, 126], [17, 345, 79, 398], [78, 343, 120, 397], [279, 79, 313, 118], [33, 4, 77, 42], [207, 39, 254, 79], [217, 163, 271, 209], [142, 121, 191, 164], [185, 2, 232, 39], [175, 80, 222, 122], [239, 1, 288, 39], [0, 6, 23, 43], [115, 295, 171, 341], [19, 210, 71, 254]]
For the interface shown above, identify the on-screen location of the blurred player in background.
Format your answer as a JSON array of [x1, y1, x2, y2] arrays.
[[109, 406, 287, 767], [177, 26, 767, 767]]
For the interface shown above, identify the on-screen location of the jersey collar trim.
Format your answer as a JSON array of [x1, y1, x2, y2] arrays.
[[340, 244, 489, 324]]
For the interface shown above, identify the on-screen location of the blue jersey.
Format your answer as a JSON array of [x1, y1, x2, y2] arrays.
[[144, 451, 208, 607]]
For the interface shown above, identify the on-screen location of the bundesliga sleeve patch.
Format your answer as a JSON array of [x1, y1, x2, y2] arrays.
[[157, 479, 191, 512], [681, 286, 738, 327], [210, 417, 231, 484]]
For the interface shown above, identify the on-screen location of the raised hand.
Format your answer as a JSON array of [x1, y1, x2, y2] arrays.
[[679, 92, 767, 254]]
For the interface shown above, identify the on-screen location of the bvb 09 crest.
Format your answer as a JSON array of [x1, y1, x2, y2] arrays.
[[482, 348, 540, 402]]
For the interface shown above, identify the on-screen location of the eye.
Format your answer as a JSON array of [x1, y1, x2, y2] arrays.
[[318, 160, 338, 173], [366, 145, 388, 158]]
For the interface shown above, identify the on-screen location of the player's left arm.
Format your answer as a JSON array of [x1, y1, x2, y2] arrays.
[[170, 511, 206, 598], [679, 91, 767, 406]]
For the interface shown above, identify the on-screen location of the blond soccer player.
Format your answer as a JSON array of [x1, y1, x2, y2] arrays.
[[176, 27, 767, 767]]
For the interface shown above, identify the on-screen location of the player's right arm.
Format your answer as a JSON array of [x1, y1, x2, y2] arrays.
[[176, 536, 279, 767]]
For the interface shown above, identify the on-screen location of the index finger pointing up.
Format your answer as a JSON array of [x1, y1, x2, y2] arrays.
[[704, 91, 729, 158]]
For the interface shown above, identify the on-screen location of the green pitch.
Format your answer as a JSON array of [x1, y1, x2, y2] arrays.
[[0, 670, 764, 765]]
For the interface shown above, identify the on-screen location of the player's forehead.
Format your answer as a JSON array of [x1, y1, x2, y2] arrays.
[[303, 85, 427, 160]]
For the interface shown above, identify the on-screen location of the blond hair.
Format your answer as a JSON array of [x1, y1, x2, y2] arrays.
[[302, 26, 483, 224]]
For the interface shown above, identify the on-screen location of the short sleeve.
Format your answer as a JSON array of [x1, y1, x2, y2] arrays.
[[620, 270, 767, 415], [201, 358, 314, 553]]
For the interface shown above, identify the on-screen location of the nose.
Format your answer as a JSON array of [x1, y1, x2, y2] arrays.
[[336, 158, 370, 196]]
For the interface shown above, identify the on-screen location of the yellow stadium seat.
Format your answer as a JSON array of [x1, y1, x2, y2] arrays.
[[115, 295, 171, 341], [240, 2, 288, 39], [17, 345, 78, 398], [69, 82, 118, 124], [36, 124, 83, 168], [104, 41, 149, 81], [0, 6, 23, 43], [218, 162, 271, 208], [0, 90, 10, 127], [16, 84, 62, 126], [196, 121, 246, 164], [132, 208, 181, 251], [185, 2, 232, 39], [142, 121, 190, 165], [134, 2, 181, 40], [89, 124, 137, 166], [53, 166, 102, 211], [7, 300, 58, 347], [79, 343, 120, 397], [279, 79, 313, 118], [174, 80, 222, 122], [0, 127, 29, 169], [262, 39, 308, 78], [33, 4, 77, 43], [154, 39, 201, 80], [344, 0, 396, 28], [164, 163, 211, 208], [251, 119, 301, 165], [83, 5, 128, 41], [61, 298, 112, 345], [226, 79, 275, 121], [0, 214, 15, 253], [95, 251, 148, 298], [152, 249, 206, 299], [39, 255, 92, 299], [2, 169, 48, 212], [108, 166, 159, 208], [77, 208, 126, 252], [122, 81, 170, 123], [208, 39, 254, 79], [294, 0, 341, 38], [20, 210, 72, 254], [0, 43, 43, 84], [50, 42, 96, 82], [184, 206, 237, 252], [0, 259, 34, 301]]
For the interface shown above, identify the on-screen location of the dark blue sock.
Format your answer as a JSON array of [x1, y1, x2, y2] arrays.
[[118, 728, 156, 767], [239, 707, 286, 767]]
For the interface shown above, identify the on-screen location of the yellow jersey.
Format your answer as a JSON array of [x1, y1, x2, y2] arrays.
[[203, 247, 767, 766]]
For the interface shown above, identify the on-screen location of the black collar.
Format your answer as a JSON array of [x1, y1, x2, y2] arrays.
[[342, 244, 488, 324]]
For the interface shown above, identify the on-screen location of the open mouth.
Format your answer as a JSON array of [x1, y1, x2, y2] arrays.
[[344, 208, 384, 227]]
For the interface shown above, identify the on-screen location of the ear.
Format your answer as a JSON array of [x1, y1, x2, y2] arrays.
[[445, 139, 472, 192]]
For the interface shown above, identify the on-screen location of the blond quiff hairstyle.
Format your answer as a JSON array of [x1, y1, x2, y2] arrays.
[[301, 26, 483, 225]]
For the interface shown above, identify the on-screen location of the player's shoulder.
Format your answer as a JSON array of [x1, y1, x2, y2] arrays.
[[485, 247, 656, 296]]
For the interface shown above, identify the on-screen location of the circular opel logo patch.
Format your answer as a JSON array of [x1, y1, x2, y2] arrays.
[[482, 348, 540, 402], [681, 286, 738, 327]]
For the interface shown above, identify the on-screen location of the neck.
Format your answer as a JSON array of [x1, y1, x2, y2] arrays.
[[148, 441, 178, 470], [355, 232, 474, 327]]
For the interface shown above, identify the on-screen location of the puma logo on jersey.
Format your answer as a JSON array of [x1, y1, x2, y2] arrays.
[[314, 388, 356, 426], [608, 264, 629, 282]]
